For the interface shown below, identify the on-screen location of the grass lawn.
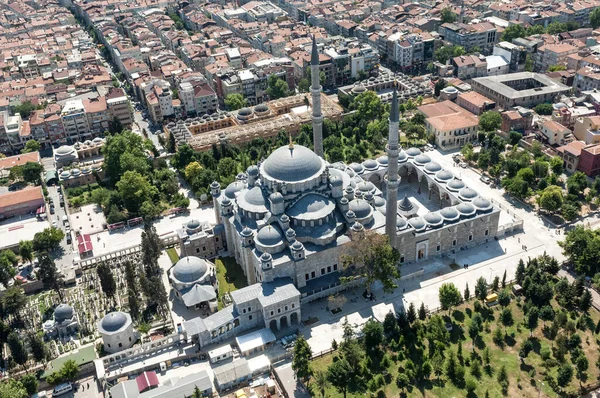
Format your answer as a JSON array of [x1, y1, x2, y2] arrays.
[[310, 290, 600, 398], [215, 257, 248, 309], [42, 344, 96, 378], [166, 247, 179, 264]]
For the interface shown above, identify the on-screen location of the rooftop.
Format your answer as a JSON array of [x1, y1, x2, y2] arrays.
[[472, 72, 570, 99]]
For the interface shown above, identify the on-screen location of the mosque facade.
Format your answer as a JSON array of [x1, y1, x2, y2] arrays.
[[209, 41, 500, 302]]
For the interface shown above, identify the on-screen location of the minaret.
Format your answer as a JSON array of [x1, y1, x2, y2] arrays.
[[310, 36, 324, 158], [385, 90, 400, 248]]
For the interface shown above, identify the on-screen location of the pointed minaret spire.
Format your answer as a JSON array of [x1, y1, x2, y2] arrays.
[[385, 89, 400, 248], [310, 35, 323, 157]]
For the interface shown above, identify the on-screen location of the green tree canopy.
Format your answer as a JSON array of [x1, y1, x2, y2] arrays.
[[292, 336, 313, 383], [116, 171, 158, 216], [435, 45, 465, 64], [266, 75, 291, 100], [102, 130, 150, 183], [327, 358, 352, 398], [439, 283, 462, 313], [440, 8, 457, 23], [0, 379, 27, 398], [18, 240, 33, 264], [224, 93, 247, 111], [501, 24, 526, 42], [534, 103, 554, 115], [592, 7, 600, 29], [21, 162, 44, 184], [538, 185, 563, 213], [567, 171, 588, 195], [13, 101, 37, 119], [21, 140, 40, 154], [478, 111, 502, 132], [32, 227, 64, 252]]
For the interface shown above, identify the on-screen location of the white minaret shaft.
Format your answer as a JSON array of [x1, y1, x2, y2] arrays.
[[310, 36, 323, 158], [385, 90, 400, 247]]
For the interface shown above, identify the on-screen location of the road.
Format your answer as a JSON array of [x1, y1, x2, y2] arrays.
[[47, 184, 78, 281]]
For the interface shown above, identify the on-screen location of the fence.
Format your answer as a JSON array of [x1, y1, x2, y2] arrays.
[[78, 244, 142, 269]]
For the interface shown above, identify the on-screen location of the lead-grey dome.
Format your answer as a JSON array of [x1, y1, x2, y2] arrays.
[[424, 212, 443, 228], [247, 165, 259, 176], [396, 217, 408, 230], [173, 256, 209, 283], [414, 154, 431, 165], [269, 192, 284, 204], [244, 186, 265, 206], [349, 163, 363, 173], [473, 198, 493, 213], [186, 219, 201, 234], [224, 181, 245, 199], [435, 170, 454, 182], [349, 199, 372, 219], [376, 155, 389, 165], [256, 225, 283, 246], [255, 104, 269, 113], [374, 196, 386, 207], [398, 150, 408, 163], [55, 145, 75, 156], [54, 304, 74, 323], [409, 217, 426, 231], [362, 159, 378, 171], [406, 147, 421, 157], [261, 145, 324, 182], [456, 202, 476, 217], [100, 311, 128, 332], [424, 162, 442, 173], [356, 181, 375, 193], [459, 187, 478, 201], [440, 207, 460, 222], [238, 107, 253, 116], [447, 179, 465, 191]]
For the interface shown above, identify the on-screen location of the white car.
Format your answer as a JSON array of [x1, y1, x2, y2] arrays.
[[459, 162, 467, 168], [52, 221, 58, 227]]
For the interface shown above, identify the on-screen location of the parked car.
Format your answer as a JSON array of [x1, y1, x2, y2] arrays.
[[480, 176, 491, 184], [459, 162, 467, 168]]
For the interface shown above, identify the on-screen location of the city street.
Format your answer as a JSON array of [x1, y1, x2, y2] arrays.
[[47, 184, 78, 281]]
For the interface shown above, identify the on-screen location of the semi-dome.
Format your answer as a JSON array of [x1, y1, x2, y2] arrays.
[[424, 212, 443, 228], [447, 179, 465, 191], [473, 198, 493, 213], [458, 187, 478, 201], [435, 170, 454, 182], [424, 162, 442, 173], [173, 256, 209, 283], [414, 154, 431, 165], [440, 207, 460, 222], [456, 202, 476, 217], [224, 181, 245, 199], [406, 147, 421, 157], [54, 304, 74, 322], [261, 145, 324, 182], [288, 194, 335, 220], [349, 199, 372, 219], [409, 217, 426, 231], [376, 155, 388, 165], [256, 225, 283, 246], [100, 312, 128, 332], [244, 186, 265, 206], [362, 159, 378, 171]]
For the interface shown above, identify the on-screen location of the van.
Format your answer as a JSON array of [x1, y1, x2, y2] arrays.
[[62, 215, 68, 225], [52, 383, 72, 396]]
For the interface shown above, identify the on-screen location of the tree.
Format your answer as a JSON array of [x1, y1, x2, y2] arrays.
[[534, 103, 554, 115], [18, 240, 33, 264], [470, 358, 482, 379], [313, 371, 329, 398], [396, 373, 410, 392], [475, 277, 488, 301], [591, 7, 600, 29], [509, 130, 522, 146], [439, 283, 462, 314], [340, 231, 399, 293], [327, 358, 352, 398], [20, 374, 38, 396], [21, 162, 43, 184], [28, 332, 47, 363], [464, 283, 470, 300], [267, 75, 291, 100], [351, 91, 384, 122], [546, 22, 569, 35], [434, 79, 447, 97], [97, 262, 117, 299], [562, 203, 579, 222], [516, 259, 526, 284], [469, 313, 483, 351], [526, 307, 539, 336], [32, 227, 64, 252], [580, 289, 593, 312], [116, 171, 158, 216], [501, 24, 526, 42], [292, 336, 312, 384], [557, 363, 573, 388], [567, 171, 588, 195], [501, 270, 507, 288], [7, 332, 28, 368], [407, 302, 417, 324], [445, 350, 464, 385], [224, 93, 247, 111], [21, 140, 40, 154], [479, 111, 502, 132], [327, 294, 347, 311], [500, 307, 514, 335], [548, 64, 567, 72], [363, 319, 384, 357], [576, 353, 589, 387], [550, 156, 564, 175], [435, 46, 465, 64], [440, 7, 457, 23], [38, 252, 64, 300], [2, 286, 26, 317], [497, 365, 509, 393], [192, 386, 202, 398], [418, 302, 427, 320], [539, 305, 554, 327], [0, 379, 27, 398], [184, 161, 202, 182], [498, 289, 510, 308], [538, 185, 563, 213], [14, 101, 36, 119]]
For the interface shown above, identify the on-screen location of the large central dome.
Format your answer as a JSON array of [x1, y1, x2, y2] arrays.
[[261, 145, 325, 182]]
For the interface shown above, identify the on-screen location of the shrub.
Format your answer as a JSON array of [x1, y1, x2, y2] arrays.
[[540, 346, 552, 360], [466, 378, 477, 393]]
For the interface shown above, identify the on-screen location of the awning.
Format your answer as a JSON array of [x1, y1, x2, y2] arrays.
[[235, 328, 276, 354], [36, 205, 45, 215], [77, 234, 93, 254], [136, 371, 159, 393]]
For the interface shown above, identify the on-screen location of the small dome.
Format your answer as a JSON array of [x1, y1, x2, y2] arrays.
[[100, 312, 128, 332], [270, 192, 284, 204], [346, 210, 356, 218], [60, 170, 71, 178], [398, 195, 414, 211], [71, 168, 81, 176], [330, 176, 343, 186], [357, 181, 375, 193], [440, 207, 460, 222], [255, 104, 269, 113], [424, 212, 443, 228], [55, 145, 75, 156], [362, 159, 378, 171], [260, 252, 272, 262], [398, 150, 408, 163], [414, 154, 431, 165], [409, 217, 426, 231], [221, 197, 232, 206], [54, 304, 74, 323], [447, 179, 465, 192], [459, 187, 478, 201], [435, 170, 454, 182], [339, 197, 349, 205], [349, 199, 372, 219], [238, 107, 253, 116], [406, 147, 421, 157], [376, 155, 388, 165], [240, 227, 253, 237], [351, 222, 364, 232], [186, 219, 201, 234], [424, 162, 442, 173], [256, 226, 283, 246], [374, 196, 386, 207], [456, 202, 476, 217], [224, 181, 245, 199], [280, 214, 289, 222], [285, 228, 296, 238], [473, 198, 493, 213], [396, 217, 408, 230], [247, 165, 259, 176], [291, 240, 304, 250], [349, 163, 364, 173], [352, 84, 367, 94], [173, 256, 209, 283]]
